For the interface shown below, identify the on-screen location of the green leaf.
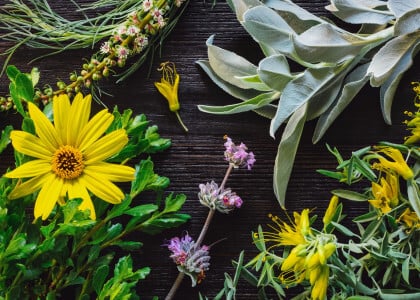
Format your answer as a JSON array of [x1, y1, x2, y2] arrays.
[[111, 241, 143, 251], [293, 23, 367, 63], [270, 67, 337, 137], [15, 73, 34, 102], [0, 125, 13, 154], [326, 0, 394, 25], [93, 265, 110, 295], [6, 65, 20, 81], [402, 256, 410, 284], [141, 213, 190, 235], [330, 221, 359, 237], [407, 180, 420, 221], [273, 102, 307, 208], [242, 5, 295, 55], [164, 193, 187, 213], [368, 31, 420, 87], [206, 35, 258, 89], [235, 74, 272, 91], [257, 54, 294, 91], [198, 91, 279, 115], [379, 39, 420, 124], [361, 218, 382, 242], [313, 63, 369, 142], [331, 189, 368, 201], [124, 204, 158, 217], [394, 8, 420, 36], [388, 0, 420, 18]]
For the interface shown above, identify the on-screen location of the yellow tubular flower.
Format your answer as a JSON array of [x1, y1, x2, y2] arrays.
[[373, 147, 413, 180], [5, 93, 135, 220], [311, 264, 329, 300], [323, 195, 339, 226], [154, 61, 188, 132], [397, 208, 420, 230], [368, 171, 400, 214]]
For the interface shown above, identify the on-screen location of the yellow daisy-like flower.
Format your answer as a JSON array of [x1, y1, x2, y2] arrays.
[[5, 93, 135, 220]]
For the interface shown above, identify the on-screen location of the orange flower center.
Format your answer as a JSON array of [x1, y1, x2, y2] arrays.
[[51, 145, 84, 179]]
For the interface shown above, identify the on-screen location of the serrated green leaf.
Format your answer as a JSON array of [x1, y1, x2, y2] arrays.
[[273, 103, 307, 208], [164, 193, 186, 213], [112, 241, 143, 251], [15, 73, 34, 102], [124, 204, 158, 217]]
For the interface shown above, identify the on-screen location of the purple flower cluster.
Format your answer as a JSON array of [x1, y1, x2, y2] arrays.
[[167, 233, 210, 286], [198, 181, 243, 213], [224, 135, 255, 170]]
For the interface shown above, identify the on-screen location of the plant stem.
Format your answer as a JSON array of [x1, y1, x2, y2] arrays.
[[165, 163, 234, 299]]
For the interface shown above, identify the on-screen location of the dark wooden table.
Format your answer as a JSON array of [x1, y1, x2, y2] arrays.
[[0, 0, 418, 299]]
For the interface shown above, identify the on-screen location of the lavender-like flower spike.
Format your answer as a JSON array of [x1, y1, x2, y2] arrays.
[[198, 181, 243, 213], [166, 233, 210, 286], [224, 135, 255, 169]]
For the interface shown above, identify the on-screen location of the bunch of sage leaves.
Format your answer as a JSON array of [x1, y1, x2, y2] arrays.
[[197, 0, 420, 208]]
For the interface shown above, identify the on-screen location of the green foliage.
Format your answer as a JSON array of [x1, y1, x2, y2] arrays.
[[197, 0, 419, 208], [0, 89, 190, 298]]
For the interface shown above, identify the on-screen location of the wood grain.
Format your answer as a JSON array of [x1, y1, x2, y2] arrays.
[[0, 0, 418, 299]]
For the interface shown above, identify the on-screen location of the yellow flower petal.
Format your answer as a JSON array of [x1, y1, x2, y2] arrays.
[[10, 131, 53, 160], [28, 102, 62, 152], [84, 162, 135, 182], [82, 173, 124, 204], [84, 129, 128, 164], [76, 109, 114, 151], [5, 159, 51, 178], [68, 179, 96, 220], [66, 93, 92, 145], [53, 94, 71, 143], [8, 173, 51, 199], [34, 175, 63, 220]]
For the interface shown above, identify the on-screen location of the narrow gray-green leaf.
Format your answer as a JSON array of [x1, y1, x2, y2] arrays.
[[331, 189, 368, 201], [407, 180, 420, 221], [242, 5, 295, 54], [196, 60, 261, 101], [313, 63, 369, 142], [380, 40, 420, 124], [368, 31, 420, 86], [273, 102, 307, 208], [293, 23, 367, 63], [257, 54, 294, 91], [388, 0, 420, 18], [206, 35, 258, 89], [270, 67, 337, 137], [394, 8, 420, 36], [326, 0, 394, 25], [198, 91, 278, 115]]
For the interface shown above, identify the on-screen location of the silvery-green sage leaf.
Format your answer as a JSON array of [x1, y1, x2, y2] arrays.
[[380, 41, 420, 124], [394, 8, 420, 36], [196, 60, 262, 101], [264, 0, 324, 33], [388, 0, 420, 18], [198, 91, 279, 115], [273, 102, 308, 208], [326, 0, 394, 25], [242, 5, 295, 55], [269, 66, 340, 137], [227, 0, 262, 22], [292, 23, 368, 63], [206, 35, 258, 89], [235, 74, 272, 91], [313, 63, 369, 142], [257, 54, 294, 91], [368, 31, 420, 87]]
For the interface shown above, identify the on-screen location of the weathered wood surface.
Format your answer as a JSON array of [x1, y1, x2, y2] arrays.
[[0, 0, 418, 299]]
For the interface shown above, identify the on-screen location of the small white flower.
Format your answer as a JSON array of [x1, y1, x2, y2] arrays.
[[116, 45, 129, 59], [143, 0, 153, 12], [100, 41, 111, 54], [126, 25, 140, 36], [157, 15, 166, 28]]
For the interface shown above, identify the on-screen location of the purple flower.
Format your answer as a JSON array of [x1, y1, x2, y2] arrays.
[[198, 181, 243, 213], [224, 135, 255, 170], [166, 233, 210, 286]]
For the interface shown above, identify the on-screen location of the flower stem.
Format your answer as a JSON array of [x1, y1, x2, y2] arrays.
[[175, 111, 189, 132], [165, 163, 234, 299]]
